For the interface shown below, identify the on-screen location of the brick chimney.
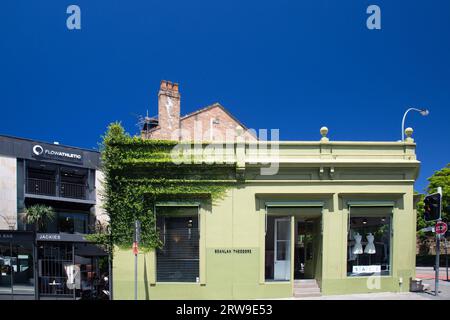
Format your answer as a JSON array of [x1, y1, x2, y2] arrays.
[[158, 80, 181, 139]]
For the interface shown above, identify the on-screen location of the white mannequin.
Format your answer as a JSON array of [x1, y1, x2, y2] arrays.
[[364, 232, 376, 254], [348, 245, 357, 261], [352, 232, 363, 255]]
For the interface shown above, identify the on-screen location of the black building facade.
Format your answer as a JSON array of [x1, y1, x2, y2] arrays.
[[0, 135, 109, 300]]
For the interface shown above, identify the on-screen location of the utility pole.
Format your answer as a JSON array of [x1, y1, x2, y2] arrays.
[[435, 187, 443, 296], [446, 237, 449, 282], [133, 220, 141, 300], [435, 231, 440, 296]]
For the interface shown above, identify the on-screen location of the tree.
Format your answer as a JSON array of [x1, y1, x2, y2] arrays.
[[417, 164, 450, 229], [426, 163, 450, 222], [416, 164, 450, 256], [22, 204, 55, 232]]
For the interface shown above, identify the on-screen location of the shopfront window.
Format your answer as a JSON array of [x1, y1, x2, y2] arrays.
[[0, 242, 12, 295], [156, 206, 199, 282], [38, 243, 74, 296], [58, 212, 88, 234], [347, 206, 392, 277], [12, 242, 34, 295], [37, 243, 109, 299], [0, 241, 34, 296]]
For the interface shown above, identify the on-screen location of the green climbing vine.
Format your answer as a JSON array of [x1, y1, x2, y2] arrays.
[[96, 122, 238, 251]]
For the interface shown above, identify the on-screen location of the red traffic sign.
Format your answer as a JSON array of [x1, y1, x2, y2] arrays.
[[435, 221, 448, 235], [132, 242, 139, 255]]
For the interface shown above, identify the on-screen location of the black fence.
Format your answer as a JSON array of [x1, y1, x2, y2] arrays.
[[26, 178, 87, 200], [416, 254, 450, 267]]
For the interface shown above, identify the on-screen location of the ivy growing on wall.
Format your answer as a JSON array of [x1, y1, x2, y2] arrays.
[[96, 122, 239, 250]]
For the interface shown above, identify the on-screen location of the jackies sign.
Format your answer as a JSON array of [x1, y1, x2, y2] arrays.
[[36, 233, 87, 242], [32, 143, 83, 163]]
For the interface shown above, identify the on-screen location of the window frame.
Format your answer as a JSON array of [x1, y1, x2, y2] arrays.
[[154, 203, 201, 284], [346, 203, 394, 278], [262, 201, 324, 284]]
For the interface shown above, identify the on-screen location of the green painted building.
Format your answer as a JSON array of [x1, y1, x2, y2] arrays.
[[112, 127, 420, 299]]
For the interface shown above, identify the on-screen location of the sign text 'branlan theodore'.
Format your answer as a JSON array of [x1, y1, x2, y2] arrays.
[[214, 249, 253, 254]]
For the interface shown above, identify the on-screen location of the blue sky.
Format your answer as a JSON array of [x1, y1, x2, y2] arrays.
[[1, 0, 449, 192]]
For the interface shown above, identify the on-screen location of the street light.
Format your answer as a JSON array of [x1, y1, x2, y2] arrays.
[[401, 107, 429, 141]]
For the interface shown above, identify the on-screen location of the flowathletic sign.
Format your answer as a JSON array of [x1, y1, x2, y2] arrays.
[[32, 143, 83, 163]]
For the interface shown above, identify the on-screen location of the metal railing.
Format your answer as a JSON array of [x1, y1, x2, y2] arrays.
[[60, 181, 86, 200], [26, 178, 57, 197], [26, 178, 87, 200]]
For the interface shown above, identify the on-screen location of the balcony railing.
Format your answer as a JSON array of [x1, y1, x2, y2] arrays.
[[26, 178, 56, 197], [26, 178, 87, 200], [60, 181, 86, 200]]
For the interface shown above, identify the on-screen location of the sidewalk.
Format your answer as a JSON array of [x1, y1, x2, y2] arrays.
[[416, 266, 450, 280], [289, 267, 450, 300], [296, 292, 430, 300]]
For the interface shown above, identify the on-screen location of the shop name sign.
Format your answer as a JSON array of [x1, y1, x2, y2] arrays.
[[38, 233, 62, 241], [37, 233, 87, 242], [32, 144, 82, 163], [0, 232, 34, 241], [352, 265, 381, 274], [214, 249, 253, 254]]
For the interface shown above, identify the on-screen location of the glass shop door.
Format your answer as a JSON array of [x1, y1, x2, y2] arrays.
[[274, 218, 291, 281]]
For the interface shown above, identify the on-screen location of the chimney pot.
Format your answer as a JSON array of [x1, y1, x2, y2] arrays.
[[155, 80, 181, 139]]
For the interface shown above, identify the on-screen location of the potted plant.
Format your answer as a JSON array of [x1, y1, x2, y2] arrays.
[[22, 204, 55, 232]]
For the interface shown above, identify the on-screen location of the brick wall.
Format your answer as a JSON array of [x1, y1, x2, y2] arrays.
[[143, 81, 256, 142], [178, 104, 256, 141]]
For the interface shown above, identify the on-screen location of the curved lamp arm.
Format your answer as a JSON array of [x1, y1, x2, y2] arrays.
[[402, 107, 429, 141]]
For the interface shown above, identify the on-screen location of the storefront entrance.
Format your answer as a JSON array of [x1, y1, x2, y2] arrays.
[[265, 206, 323, 283], [37, 242, 109, 300], [294, 220, 319, 279], [0, 232, 35, 300]]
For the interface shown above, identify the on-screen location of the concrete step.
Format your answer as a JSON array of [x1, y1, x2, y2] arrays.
[[294, 280, 317, 284], [293, 291, 322, 298], [294, 280, 319, 288], [294, 279, 317, 283], [293, 279, 321, 298], [294, 288, 321, 294], [294, 282, 319, 289]]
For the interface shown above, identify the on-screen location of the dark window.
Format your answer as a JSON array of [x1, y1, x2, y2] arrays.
[[347, 207, 392, 277], [0, 242, 13, 295], [25, 161, 88, 200], [58, 212, 88, 234], [0, 241, 34, 296], [38, 243, 74, 296], [60, 168, 87, 200], [26, 165, 57, 197], [156, 206, 199, 282], [12, 242, 34, 295]]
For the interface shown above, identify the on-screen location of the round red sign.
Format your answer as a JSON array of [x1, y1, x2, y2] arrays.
[[435, 221, 448, 235], [132, 241, 139, 255]]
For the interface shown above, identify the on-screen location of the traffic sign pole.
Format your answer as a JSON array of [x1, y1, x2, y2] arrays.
[[134, 220, 141, 301], [446, 238, 449, 282], [133, 242, 138, 300], [434, 187, 443, 296], [435, 232, 440, 296]]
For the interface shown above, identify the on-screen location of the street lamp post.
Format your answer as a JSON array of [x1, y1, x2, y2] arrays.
[[401, 108, 429, 141]]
